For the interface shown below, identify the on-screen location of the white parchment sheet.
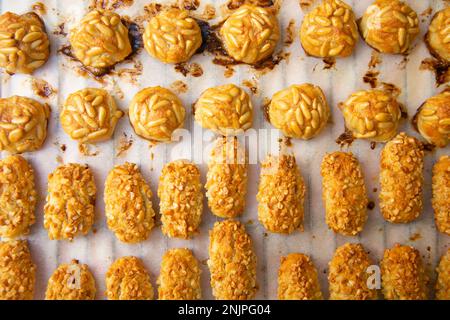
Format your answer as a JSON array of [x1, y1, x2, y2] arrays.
[[0, 0, 448, 300]]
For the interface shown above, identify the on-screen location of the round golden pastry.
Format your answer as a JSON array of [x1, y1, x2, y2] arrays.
[[129, 86, 185, 143], [268, 83, 330, 139], [339, 89, 402, 142], [300, 0, 358, 58], [143, 8, 202, 64], [70, 10, 131, 69], [359, 0, 419, 54], [61, 88, 123, 144], [0, 95, 50, 153], [425, 7, 450, 62], [415, 90, 450, 148], [220, 4, 280, 64], [194, 84, 253, 135], [0, 12, 50, 74], [45, 260, 96, 300]]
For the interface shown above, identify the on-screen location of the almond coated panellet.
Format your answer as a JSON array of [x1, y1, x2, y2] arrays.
[[0, 240, 36, 300], [105, 162, 155, 243], [425, 6, 450, 62], [257, 154, 305, 234], [158, 160, 203, 239], [44, 163, 96, 241], [381, 244, 428, 300], [277, 253, 323, 300], [379, 132, 424, 223], [328, 243, 378, 300], [436, 249, 450, 300], [158, 248, 201, 300], [321, 152, 368, 236], [0, 95, 50, 153], [45, 259, 96, 300], [205, 136, 247, 218], [105, 256, 154, 300], [0, 155, 36, 238], [208, 220, 258, 300], [432, 155, 450, 235]]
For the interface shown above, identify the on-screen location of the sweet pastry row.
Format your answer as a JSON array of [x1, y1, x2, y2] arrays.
[[0, 1, 449, 75], [0, 229, 448, 300]]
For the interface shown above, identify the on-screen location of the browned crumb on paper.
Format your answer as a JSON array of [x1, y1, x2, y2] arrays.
[[31, 78, 57, 99], [380, 82, 401, 98], [177, 0, 200, 11], [242, 79, 258, 95], [409, 233, 422, 241], [55, 155, 64, 164], [262, 97, 271, 122], [363, 70, 380, 89], [32, 2, 46, 15], [114, 59, 143, 85], [420, 58, 450, 87], [299, 0, 316, 11], [170, 80, 188, 94], [323, 57, 336, 70], [53, 23, 67, 37], [420, 7, 433, 22], [224, 66, 234, 78], [78, 143, 99, 157], [89, 0, 134, 10], [53, 141, 67, 153], [284, 20, 296, 46], [116, 133, 133, 157], [174, 62, 203, 77], [254, 51, 290, 74], [368, 50, 382, 69], [335, 129, 355, 148]]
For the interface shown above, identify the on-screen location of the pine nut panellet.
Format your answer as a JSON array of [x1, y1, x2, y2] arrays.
[[70, 9, 131, 69], [257, 154, 305, 234], [0, 95, 50, 153], [436, 249, 450, 300], [45, 260, 96, 300], [328, 243, 378, 300], [432, 155, 450, 236], [359, 0, 419, 54], [277, 253, 323, 300], [129, 86, 186, 143], [0, 11, 50, 74], [158, 160, 203, 239], [268, 83, 330, 140], [208, 220, 258, 300], [381, 244, 429, 300], [205, 136, 248, 218], [339, 89, 402, 142], [425, 6, 450, 62], [300, 0, 358, 58], [321, 152, 368, 236], [61, 88, 124, 144], [379, 132, 424, 224], [220, 4, 280, 64], [415, 90, 450, 148], [158, 248, 201, 300], [104, 163, 155, 244], [144, 8, 202, 64], [105, 256, 154, 300], [194, 84, 253, 136], [0, 155, 37, 238], [0, 240, 36, 300], [44, 163, 96, 241]]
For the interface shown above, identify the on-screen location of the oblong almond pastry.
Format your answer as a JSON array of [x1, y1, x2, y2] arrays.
[[321, 152, 368, 236], [277, 253, 322, 300], [158, 248, 201, 300], [381, 244, 428, 300], [379, 133, 424, 223], [328, 243, 378, 300], [206, 136, 248, 218], [208, 220, 258, 300], [432, 155, 450, 235], [257, 154, 305, 233], [105, 163, 155, 243], [0, 155, 37, 238], [158, 160, 203, 239], [436, 249, 450, 300]]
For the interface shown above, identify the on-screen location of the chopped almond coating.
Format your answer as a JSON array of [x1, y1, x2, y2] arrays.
[[257, 154, 305, 234], [381, 244, 428, 300], [45, 260, 96, 300], [321, 152, 368, 236], [0, 240, 36, 300], [208, 220, 258, 300], [328, 243, 378, 300], [379, 133, 424, 223], [158, 248, 201, 300], [44, 163, 96, 240], [278, 253, 323, 300], [0, 95, 50, 153], [432, 155, 450, 235], [105, 256, 154, 300], [0, 155, 36, 238], [425, 7, 450, 62], [206, 136, 247, 218], [105, 163, 155, 243], [158, 160, 203, 239], [436, 249, 450, 300]]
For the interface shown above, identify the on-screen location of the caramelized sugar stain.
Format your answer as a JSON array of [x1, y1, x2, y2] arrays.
[[284, 20, 296, 46], [368, 50, 382, 69], [116, 133, 134, 157], [262, 97, 271, 122], [53, 22, 67, 37], [363, 70, 380, 89], [335, 129, 355, 148], [174, 62, 204, 77], [31, 78, 57, 98], [420, 58, 450, 87], [322, 57, 336, 70]]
